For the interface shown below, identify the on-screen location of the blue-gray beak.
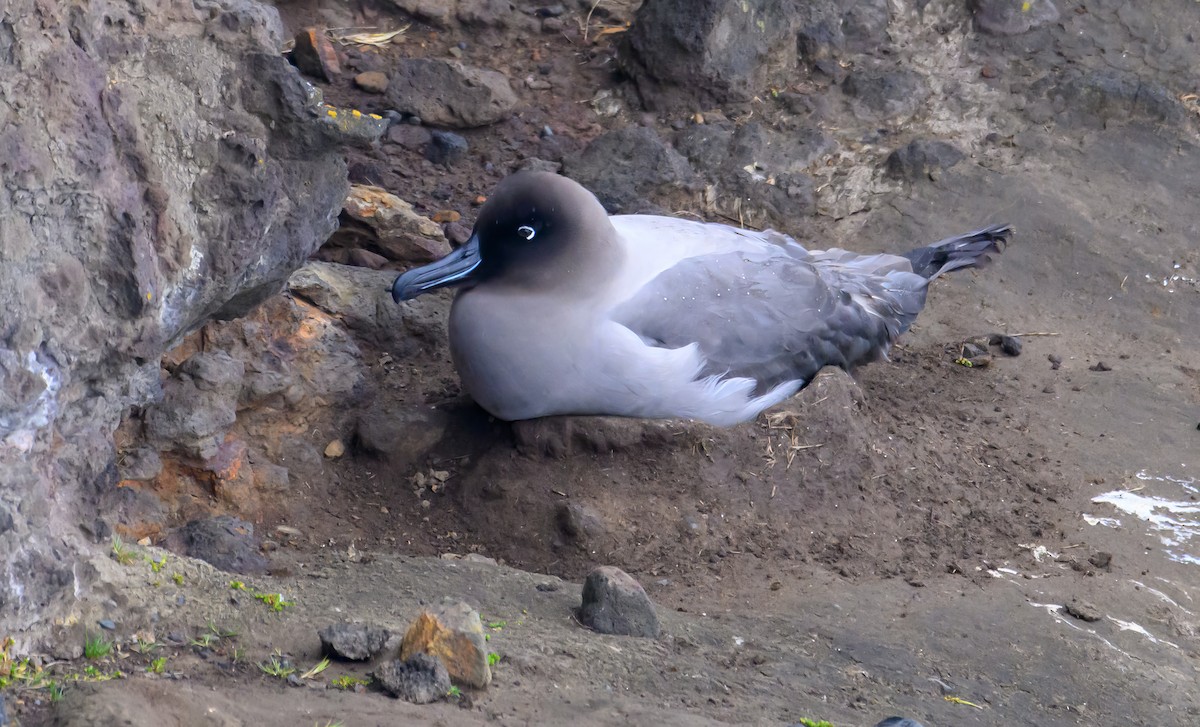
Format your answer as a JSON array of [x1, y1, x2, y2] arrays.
[[390, 235, 482, 302]]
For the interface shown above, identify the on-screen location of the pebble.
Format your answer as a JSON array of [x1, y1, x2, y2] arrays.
[[535, 4, 565, 16], [540, 125, 554, 138], [400, 598, 492, 687], [1089, 551, 1113, 569], [324, 439, 345, 458], [1089, 361, 1113, 372], [874, 719, 926, 727], [1062, 599, 1102, 623], [426, 131, 470, 166], [542, 16, 564, 33], [1048, 354, 1063, 370], [578, 565, 661, 638], [432, 210, 461, 224], [98, 619, 116, 630], [988, 333, 1023, 356], [319, 622, 393, 661], [354, 71, 389, 94], [444, 221, 472, 246], [375, 654, 451, 703]]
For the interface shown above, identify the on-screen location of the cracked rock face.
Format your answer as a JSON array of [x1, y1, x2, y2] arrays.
[[0, 0, 352, 638]]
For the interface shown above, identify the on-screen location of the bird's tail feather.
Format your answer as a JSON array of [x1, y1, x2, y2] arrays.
[[902, 224, 1012, 280]]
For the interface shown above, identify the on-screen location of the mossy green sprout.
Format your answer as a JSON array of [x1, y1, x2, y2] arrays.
[[110, 535, 137, 565], [84, 633, 112, 660]]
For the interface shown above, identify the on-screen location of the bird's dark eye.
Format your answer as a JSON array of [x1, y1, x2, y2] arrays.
[[517, 225, 536, 241]]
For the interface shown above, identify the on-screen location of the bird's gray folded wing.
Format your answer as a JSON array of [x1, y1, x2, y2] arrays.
[[610, 251, 901, 395]]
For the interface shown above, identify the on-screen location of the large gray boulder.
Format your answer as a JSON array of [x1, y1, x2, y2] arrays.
[[0, 0, 353, 638]]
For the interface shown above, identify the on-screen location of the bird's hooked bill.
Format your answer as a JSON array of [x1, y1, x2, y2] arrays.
[[390, 235, 482, 302]]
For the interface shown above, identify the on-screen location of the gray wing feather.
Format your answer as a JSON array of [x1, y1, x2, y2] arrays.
[[612, 249, 915, 394]]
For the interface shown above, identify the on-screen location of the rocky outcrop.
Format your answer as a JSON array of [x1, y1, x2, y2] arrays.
[[0, 0, 354, 638]]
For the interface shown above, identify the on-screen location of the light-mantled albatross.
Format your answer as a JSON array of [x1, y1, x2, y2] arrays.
[[391, 172, 1011, 426]]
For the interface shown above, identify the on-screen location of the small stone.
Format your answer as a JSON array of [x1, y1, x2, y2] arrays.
[[448, 46, 464, 58], [885, 139, 965, 181], [578, 565, 661, 638], [526, 75, 553, 90], [874, 719, 926, 727], [1048, 354, 1063, 370], [400, 599, 492, 688], [1062, 599, 1102, 623], [1088, 551, 1113, 569], [375, 654, 451, 704], [291, 27, 341, 83], [1089, 361, 1112, 372], [387, 124, 433, 150], [426, 131, 469, 166], [324, 439, 345, 458], [354, 71, 389, 94], [988, 333, 1023, 356], [980, 65, 998, 79], [541, 16, 564, 33], [319, 622, 393, 661], [444, 222, 472, 246], [98, 619, 116, 631], [540, 125, 554, 138], [432, 210, 461, 224], [535, 4, 565, 16]]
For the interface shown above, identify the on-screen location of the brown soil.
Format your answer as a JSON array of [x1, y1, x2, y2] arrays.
[[11, 1, 1200, 726]]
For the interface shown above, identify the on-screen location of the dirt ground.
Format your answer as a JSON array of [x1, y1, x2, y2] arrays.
[[9, 1, 1200, 725]]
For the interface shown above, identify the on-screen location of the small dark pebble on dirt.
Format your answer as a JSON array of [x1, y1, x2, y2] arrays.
[[874, 719, 926, 727], [375, 653, 451, 704], [988, 333, 1023, 356], [535, 4, 565, 16], [1048, 353, 1063, 370], [578, 565, 660, 638], [98, 619, 116, 630], [1089, 551, 1113, 569], [1089, 361, 1112, 372], [319, 622, 393, 661], [426, 131, 469, 166], [1063, 599, 1102, 622]]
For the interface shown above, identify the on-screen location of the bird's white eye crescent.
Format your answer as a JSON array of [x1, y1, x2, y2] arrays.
[[517, 225, 536, 241]]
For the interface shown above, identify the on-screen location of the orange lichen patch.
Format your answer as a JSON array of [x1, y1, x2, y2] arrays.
[[343, 185, 409, 218], [400, 607, 491, 688]]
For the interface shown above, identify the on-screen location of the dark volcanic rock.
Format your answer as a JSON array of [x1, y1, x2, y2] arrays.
[[622, 0, 803, 110], [578, 566, 661, 638], [319, 622, 393, 661], [386, 59, 518, 128], [375, 654, 451, 703], [562, 127, 699, 213], [971, 0, 1059, 36], [426, 131, 470, 166], [884, 139, 966, 180], [843, 69, 930, 118], [1045, 70, 1185, 129], [145, 352, 244, 460], [291, 27, 341, 82], [178, 515, 269, 574]]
